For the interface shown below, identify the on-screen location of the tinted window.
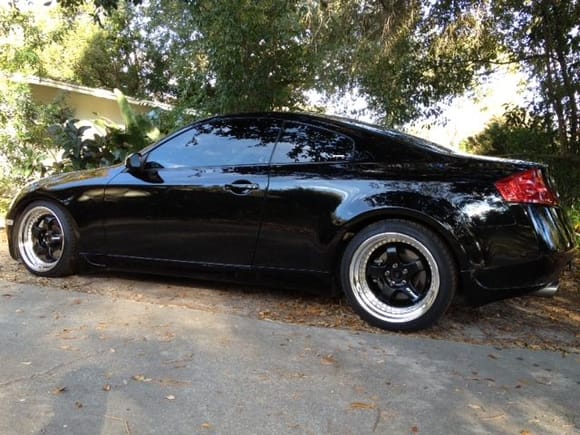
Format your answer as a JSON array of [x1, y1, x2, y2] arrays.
[[146, 118, 280, 168], [271, 122, 353, 164]]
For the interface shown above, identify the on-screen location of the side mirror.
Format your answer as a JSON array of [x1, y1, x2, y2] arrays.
[[125, 153, 143, 172]]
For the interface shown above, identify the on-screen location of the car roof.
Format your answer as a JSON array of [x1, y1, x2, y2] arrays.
[[211, 111, 376, 132], [209, 112, 455, 154]]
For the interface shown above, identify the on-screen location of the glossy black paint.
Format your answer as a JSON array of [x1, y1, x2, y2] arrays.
[[6, 112, 576, 305]]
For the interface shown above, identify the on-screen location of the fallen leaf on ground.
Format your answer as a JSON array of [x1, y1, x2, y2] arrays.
[[103, 384, 111, 391], [132, 374, 152, 382], [321, 354, 336, 365], [165, 395, 175, 400], [481, 414, 505, 420], [53, 386, 67, 395], [349, 402, 376, 410], [201, 423, 212, 429]]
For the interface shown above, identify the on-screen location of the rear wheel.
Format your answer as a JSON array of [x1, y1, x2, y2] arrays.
[[340, 220, 456, 331], [14, 200, 78, 277]]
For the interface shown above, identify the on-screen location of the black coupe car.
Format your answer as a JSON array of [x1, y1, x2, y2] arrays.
[[5, 112, 576, 331]]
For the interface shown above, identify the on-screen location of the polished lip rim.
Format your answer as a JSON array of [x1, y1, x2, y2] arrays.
[[17, 206, 64, 273], [348, 232, 440, 323]]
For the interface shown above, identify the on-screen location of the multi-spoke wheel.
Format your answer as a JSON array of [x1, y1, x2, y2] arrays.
[[341, 220, 456, 331], [15, 201, 77, 277]]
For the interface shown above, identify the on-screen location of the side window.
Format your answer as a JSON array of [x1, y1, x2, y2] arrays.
[[271, 122, 354, 164], [146, 118, 280, 168]]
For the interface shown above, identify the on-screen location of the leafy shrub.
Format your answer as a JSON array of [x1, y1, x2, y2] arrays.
[[0, 176, 15, 216], [0, 81, 72, 185], [49, 91, 163, 171], [462, 105, 579, 208]]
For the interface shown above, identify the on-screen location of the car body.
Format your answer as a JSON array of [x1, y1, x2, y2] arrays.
[[5, 112, 576, 331]]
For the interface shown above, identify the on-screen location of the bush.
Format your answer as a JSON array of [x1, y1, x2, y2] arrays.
[[0, 81, 72, 186], [462, 105, 580, 208]]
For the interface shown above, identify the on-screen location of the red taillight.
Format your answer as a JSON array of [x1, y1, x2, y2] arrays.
[[495, 168, 558, 206]]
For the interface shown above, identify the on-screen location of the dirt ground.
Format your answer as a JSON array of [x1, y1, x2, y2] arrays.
[[1, 229, 578, 353]]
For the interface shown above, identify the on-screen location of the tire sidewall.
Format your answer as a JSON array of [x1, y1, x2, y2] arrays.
[[14, 200, 77, 277], [340, 220, 456, 331]]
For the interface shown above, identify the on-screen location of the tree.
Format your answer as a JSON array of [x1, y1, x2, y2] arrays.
[[424, 0, 579, 153], [491, 0, 579, 153]]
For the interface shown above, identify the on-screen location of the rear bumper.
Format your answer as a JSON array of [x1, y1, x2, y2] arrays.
[[462, 204, 576, 306], [461, 249, 574, 305]]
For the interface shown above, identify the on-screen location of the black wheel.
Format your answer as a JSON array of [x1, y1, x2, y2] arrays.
[[340, 220, 457, 331], [14, 200, 78, 277]]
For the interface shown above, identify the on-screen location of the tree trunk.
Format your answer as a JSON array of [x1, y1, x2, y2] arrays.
[[541, 3, 570, 153]]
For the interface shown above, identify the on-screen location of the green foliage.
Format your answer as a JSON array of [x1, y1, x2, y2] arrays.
[[462, 106, 580, 208], [462, 105, 556, 156], [0, 80, 167, 187], [48, 90, 165, 171], [426, 0, 579, 153], [40, 0, 503, 126], [568, 205, 580, 245], [0, 81, 72, 184], [0, 176, 14, 216], [490, 0, 579, 153]]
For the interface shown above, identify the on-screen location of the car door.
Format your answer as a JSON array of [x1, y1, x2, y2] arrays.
[[102, 117, 281, 267], [253, 121, 356, 273]]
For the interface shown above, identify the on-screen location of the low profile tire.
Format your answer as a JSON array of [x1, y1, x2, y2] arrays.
[[340, 220, 457, 332], [14, 200, 78, 277]]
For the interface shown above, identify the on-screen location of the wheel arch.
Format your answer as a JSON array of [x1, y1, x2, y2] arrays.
[[7, 193, 78, 260], [331, 207, 476, 294]]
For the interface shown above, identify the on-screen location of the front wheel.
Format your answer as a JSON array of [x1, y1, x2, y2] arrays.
[[14, 200, 78, 277], [340, 220, 457, 331]]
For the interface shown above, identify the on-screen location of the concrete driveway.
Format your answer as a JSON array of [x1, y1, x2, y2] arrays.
[[0, 280, 578, 434]]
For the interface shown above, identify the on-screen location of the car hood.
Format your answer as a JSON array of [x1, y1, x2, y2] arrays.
[[22, 165, 124, 193], [6, 165, 125, 219]]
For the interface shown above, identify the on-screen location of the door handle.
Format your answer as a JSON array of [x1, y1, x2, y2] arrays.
[[224, 180, 260, 194]]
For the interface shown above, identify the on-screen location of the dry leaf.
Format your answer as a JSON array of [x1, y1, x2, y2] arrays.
[[132, 374, 152, 382], [165, 395, 175, 400], [411, 426, 419, 433], [103, 384, 111, 392], [53, 386, 67, 395], [349, 402, 376, 410], [482, 414, 505, 421], [321, 354, 336, 365], [201, 423, 212, 429]]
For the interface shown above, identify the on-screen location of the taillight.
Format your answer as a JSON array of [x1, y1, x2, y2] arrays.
[[495, 168, 558, 206]]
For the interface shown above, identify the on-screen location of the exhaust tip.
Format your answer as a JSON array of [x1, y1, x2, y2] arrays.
[[532, 282, 559, 298]]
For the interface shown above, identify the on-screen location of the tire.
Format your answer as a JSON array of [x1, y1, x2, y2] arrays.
[[340, 219, 457, 332], [14, 200, 78, 277]]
